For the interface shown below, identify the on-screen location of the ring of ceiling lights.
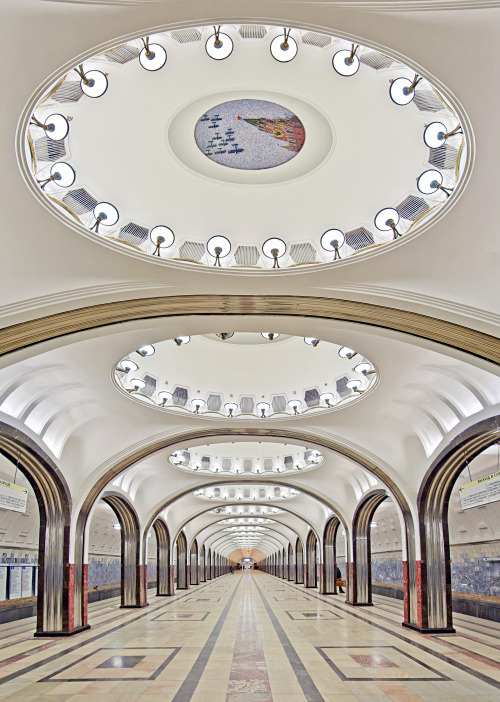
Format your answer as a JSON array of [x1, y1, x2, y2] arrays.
[[19, 23, 471, 273], [113, 333, 378, 419], [169, 442, 323, 475], [209, 506, 284, 515], [193, 484, 300, 501]]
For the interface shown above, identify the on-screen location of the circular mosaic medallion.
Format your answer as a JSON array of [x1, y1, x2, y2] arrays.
[[194, 99, 305, 170]]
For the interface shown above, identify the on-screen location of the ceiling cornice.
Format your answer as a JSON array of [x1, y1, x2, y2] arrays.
[[0, 295, 498, 365]]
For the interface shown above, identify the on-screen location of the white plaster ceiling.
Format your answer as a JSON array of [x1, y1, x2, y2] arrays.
[[0, 0, 499, 562]]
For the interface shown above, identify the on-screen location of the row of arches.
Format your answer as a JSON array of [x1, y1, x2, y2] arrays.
[[1, 416, 499, 636]]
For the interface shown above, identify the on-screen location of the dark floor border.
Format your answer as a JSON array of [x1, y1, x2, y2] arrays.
[[254, 577, 325, 702], [263, 573, 500, 691], [0, 574, 232, 685], [171, 574, 241, 702]]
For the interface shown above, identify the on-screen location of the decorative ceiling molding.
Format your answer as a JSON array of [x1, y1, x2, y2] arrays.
[[0, 295, 499, 365]]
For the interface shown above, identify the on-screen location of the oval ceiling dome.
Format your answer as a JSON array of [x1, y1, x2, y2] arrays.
[[19, 23, 471, 272]]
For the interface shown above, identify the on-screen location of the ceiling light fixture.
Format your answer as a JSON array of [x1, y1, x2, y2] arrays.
[[333, 44, 360, 76], [256, 402, 270, 418], [304, 337, 320, 347], [288, 399, 302, 415], [320, 392, 334, 407], [157, 391, 173, 405], [262, 238, 286, 268], [207, 235, 231, 266], [116, 359, 138, 373], [139, 37, 167, 71], [130, 378, 146, 391], [389, 73, 421, 105], [423, 122, 462, 149], [270, 28, 298, 62], [338, 346, 357, 359], [354, 362, 375, 375], [136, 344, 155, 357], [417, 169, 454, 198], [150, 226, 174, 256], [74, 64, 108, 98], [216, 333, 234, 340], [36, 162, 75, 190], [206, 26, 233, 60], [375, 208, 401, 239], [320, 229, 345, 260], [113, 523, 121, 530], [261, 332, 279, 341], [191, 398, 205, 414], [173, 336, 190, 346], [346, 379, 363, 393], [224, 402, 238, 417], [30, 113, 71, 141], [90, 202, 119, 233]]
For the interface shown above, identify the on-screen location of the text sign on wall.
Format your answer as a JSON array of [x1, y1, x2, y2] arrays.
[[0, 480, 28, 513], [459, 471, 500, 510]]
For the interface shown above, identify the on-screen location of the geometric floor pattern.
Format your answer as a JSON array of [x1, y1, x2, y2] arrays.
[[0, 571, 498, 701]]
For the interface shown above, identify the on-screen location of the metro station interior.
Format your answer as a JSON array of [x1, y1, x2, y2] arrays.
[[0, 1, 499, 700]]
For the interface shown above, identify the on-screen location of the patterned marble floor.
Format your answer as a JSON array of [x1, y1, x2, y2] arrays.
[[0, 571, 498, 701]]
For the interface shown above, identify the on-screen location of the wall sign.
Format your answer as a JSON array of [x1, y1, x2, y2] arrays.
[[0, 480, 28, 513], [9, 566, 22, 599], [459, 470, 500, 510]]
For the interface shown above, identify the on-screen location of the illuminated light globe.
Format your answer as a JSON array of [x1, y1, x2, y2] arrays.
[[139, 43, 167, 71]]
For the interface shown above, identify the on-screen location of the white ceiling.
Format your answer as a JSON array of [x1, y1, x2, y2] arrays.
[[0, 0, 499, 559]]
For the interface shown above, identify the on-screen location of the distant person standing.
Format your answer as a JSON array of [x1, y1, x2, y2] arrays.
[[335, 563, 345, 593]]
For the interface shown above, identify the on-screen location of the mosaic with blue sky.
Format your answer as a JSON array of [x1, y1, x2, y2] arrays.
[[194, 99, 305, 170]]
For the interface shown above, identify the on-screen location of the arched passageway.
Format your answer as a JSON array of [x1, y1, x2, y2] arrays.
[[199, 544, 206, 582], [102, 494, 146, 609], [152, 518, 172, 596], [288, 543, 294, 581], [305, 530, 317, 588], [295, 538, 304, 584], [176, 531, 188, 590], [323, 515, 341, 595], [414, 417, 500, 633], [190, 539, 199, 585], [348, 490, 387, 606]]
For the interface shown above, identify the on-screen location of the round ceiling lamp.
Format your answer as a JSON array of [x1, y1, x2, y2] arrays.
[[261, 332, 280, 341], [30, 113, 70, 141], [173, 336, 190, 346], [332, 44, 360, 76], [374, 208, 401, 239], [130, 378, 146, 391], [117, 359, 138, 372], [90, 202, 119, 233], [389, 74, 421, 105], [158, 391, 173, 405], [262, 238, 286, 268], [338, 346, 356, 359], [320, 229, 345, 260], [224, 402, 238, 417], [270, 29, 297, 62], [136, 344, 155, 357], [150, 226, 174, 256], [37, 162, 75, 190], [256, 402, 270, 418], [417, 169, 454, 198], [354, 362, 374, 375], [206, 26, 233, 60], [423, 122, 462, 148], [216, 333, 234, 340], [346, 379, 363, 392], [320, 392, 334, 407], [75, 65, 108, 98], [139, 37, 167, 71], [288, 399, 302, 415], [207, 235, 231, 266], [304, 337, 320, 347], [191, 398, 205, 413]]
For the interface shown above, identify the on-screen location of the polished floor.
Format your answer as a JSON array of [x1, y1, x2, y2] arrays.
[[0, 571, 498, 701]]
